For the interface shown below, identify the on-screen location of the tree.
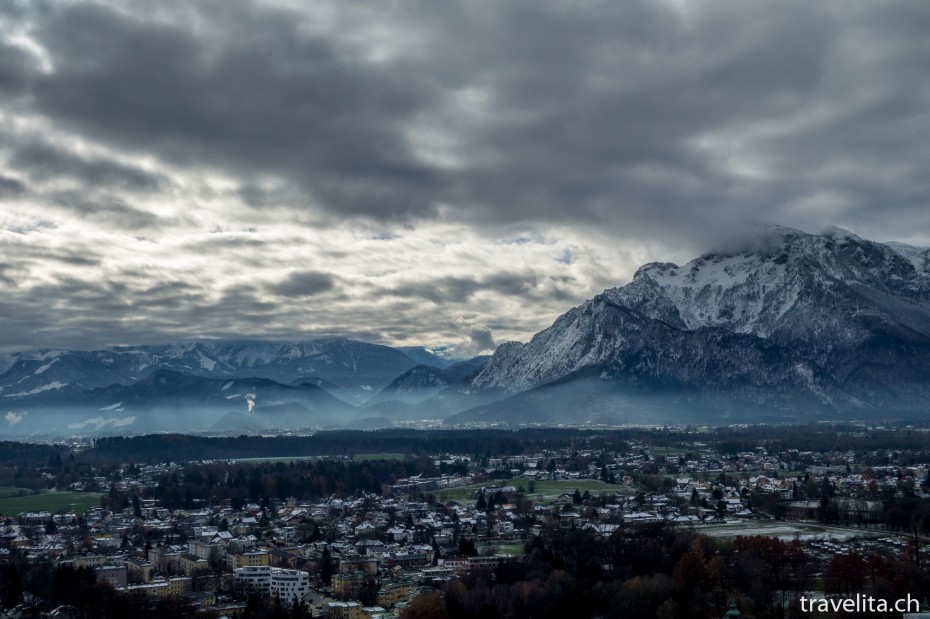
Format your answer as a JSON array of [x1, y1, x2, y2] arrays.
[[458, 539, 477, 557], [825, 552, 866, 596], [243, 592, 264, 619], [270, 595, 287, 619], [291, 598, 311, 619], [0, 563, 23, 609], [820, 476, 834, 499], [321, 547, 333, 585], [400, 591, 450, 619]]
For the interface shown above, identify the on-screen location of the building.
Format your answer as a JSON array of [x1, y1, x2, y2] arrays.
[[376, 580, 414, 608], [234, 566, 272, 595], [325, 601, 366, 619], [95, 565, 127, 588], [125, 556, 154, 584], [152, 546, 182, 574], [74, 555, 109, 569], [269, 568, 310, 604], [118, 577, 191, 599], [185, 591, 217, 607], [339, 556, 379, 575], [180, 552, 210, 575], [233, 566, 310, 604], [227, 549, 271, 570], [333, 571, 366, 600]]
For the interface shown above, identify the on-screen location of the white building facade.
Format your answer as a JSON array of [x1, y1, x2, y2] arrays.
[[234, 566, 310, 604]]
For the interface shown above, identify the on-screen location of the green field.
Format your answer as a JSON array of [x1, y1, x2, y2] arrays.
[[651, 447, 692, 457], [234, 455, 321, 464], [0, 486, 35, 499], [353, 453, 405, 462], [493, 542, 527, 557], [233, 453, 407, 464], [0, 491, 102, 517], [432, 479, 631, 504]]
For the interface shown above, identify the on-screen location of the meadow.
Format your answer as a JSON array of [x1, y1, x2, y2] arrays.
[[432, 478, 632, 503], [0, 491, 102, 516]]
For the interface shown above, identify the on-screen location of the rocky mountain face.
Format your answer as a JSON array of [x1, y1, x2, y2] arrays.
[[461, 227, 930, 424]]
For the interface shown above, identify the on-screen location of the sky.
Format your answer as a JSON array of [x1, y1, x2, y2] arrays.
[[1, 0, 929, 354]]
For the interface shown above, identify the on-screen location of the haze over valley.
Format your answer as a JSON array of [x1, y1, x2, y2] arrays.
[[4, 226, 930, 437]]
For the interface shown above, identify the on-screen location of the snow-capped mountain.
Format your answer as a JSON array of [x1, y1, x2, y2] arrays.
[[0, 338, 421, 406], [7, 225, 930, 432], [0, 369, 358, 437], [396, 346, 456, 369], [0, 338, 433, 436], [367, 356, 490, 406], [463, 226, 930, 423]]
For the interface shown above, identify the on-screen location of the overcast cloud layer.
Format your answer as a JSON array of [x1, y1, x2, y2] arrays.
[[1, 0, 929, 353]]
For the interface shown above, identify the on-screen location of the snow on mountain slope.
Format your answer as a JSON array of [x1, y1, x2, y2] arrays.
[[471, 226, 930, 416], [0, 338, 418, 403], [609, 226, 930, 347]]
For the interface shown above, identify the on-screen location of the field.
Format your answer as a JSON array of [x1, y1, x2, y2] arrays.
[[485, 541, 526, 557], [233, 455, 321, 464], [233, 453, 406, 464], [352, 453, 405, 462], [698, 519, 882, 541], [0, 491, 102, 516], [0, 486, 35, 499], [432, 479, 632, 504]]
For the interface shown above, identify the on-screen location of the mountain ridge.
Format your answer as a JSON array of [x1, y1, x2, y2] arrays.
[[463, 226, 930, 424]]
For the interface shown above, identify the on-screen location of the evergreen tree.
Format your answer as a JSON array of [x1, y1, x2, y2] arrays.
[[321, 547, 333, 585], [0, 563, 22, 609], [291, 598, 311, 619]]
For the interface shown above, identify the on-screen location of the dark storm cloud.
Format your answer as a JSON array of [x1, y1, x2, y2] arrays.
[[12, 244, 102, 267], [0, 264, 16, 287], [3, 0, 930, 351], [0, 39, 37, 97], [24, 0, 442, 220], [0, 175, 26, 196], [4, 0, 927, 241], [454, 324, 496, 358], [8, 140, 166, 191], [379, 271, 546, 304], [386, 277, 481, 305], [48, 191, 164, 230], [483, 272, 538, 296], [269, 271, 336, 298]]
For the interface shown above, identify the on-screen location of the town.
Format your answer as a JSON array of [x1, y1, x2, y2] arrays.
[[2, 425, 930, 618]]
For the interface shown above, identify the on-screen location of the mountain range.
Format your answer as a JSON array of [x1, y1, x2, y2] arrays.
[[4, 225, 930, 436], [0, 339, 457, 436], [452, 226, 930, 424]]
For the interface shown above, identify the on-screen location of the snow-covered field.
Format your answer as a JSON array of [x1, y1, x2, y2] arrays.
[[699, 520, 871, 541]]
